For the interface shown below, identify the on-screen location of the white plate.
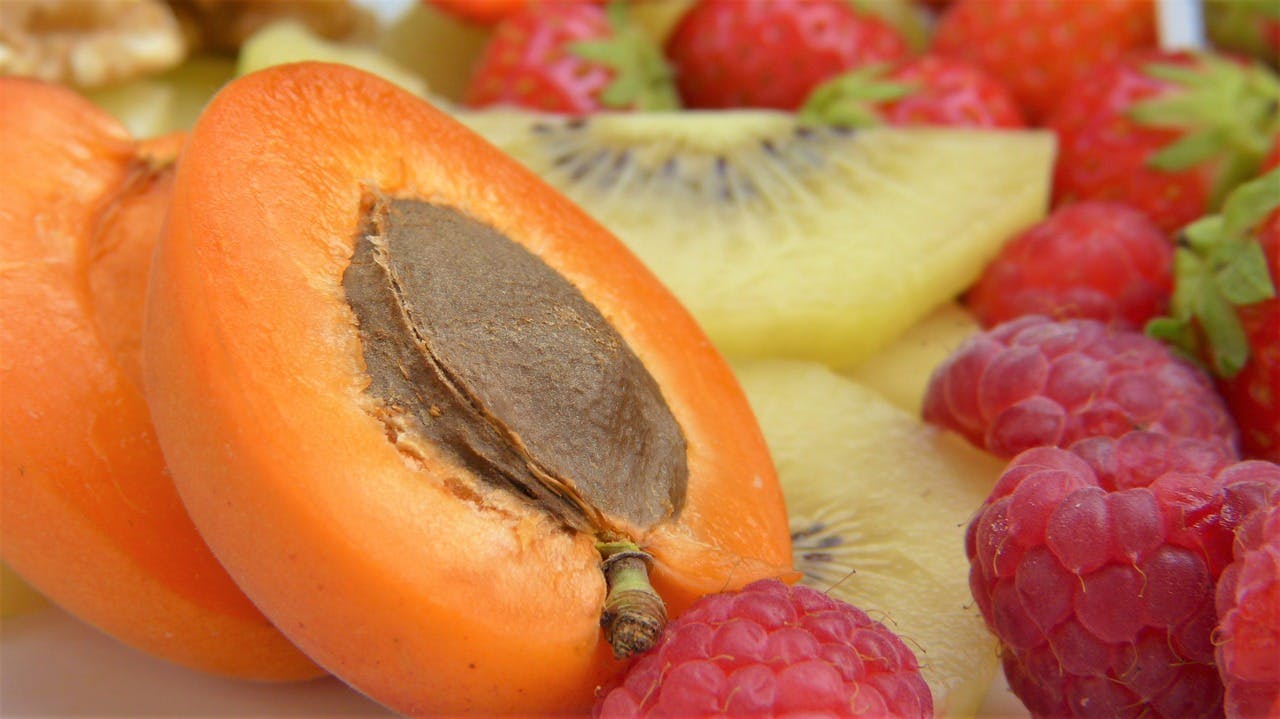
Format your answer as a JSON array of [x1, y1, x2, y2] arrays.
[[1, 607, 386, 717]]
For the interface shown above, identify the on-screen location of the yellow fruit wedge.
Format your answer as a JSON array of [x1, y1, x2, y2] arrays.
[[734, 358, 1006, 718], [458, 110, 1054, 368], [237, 20, 430, 98], [845, 302, 982, 415]]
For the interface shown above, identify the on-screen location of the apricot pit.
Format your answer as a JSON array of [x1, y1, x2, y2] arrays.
[[344, 195, 687, 534]]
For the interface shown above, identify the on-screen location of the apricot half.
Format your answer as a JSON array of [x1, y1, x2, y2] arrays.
[[143, 62, 793, 715], [0, 77, 319, 680]]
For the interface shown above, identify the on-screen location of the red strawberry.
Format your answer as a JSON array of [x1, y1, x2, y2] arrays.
[[799, 54, 1026, 128], [922, 316, 1239, 458], [1047, 50, 1280, 235], [1214, 484, 1280, 719], [1150, 167, 1280, 462], [593, 578, 932, 718], [931, 0, 1157, 122], [463, 1, 677, 113], [965, 201, 1172, 330], [664, 0, 910, 110], [966, 433, 1280, 718]]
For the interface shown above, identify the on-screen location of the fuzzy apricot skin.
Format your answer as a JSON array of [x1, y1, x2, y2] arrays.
[[143, 62, 793, 716], [0, 77, 321, 681]]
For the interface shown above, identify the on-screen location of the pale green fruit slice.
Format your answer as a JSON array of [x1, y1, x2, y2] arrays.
[[375, 1, 491, 102], [458, 110, 1054, 368], [85, 55, 234, 137], [845, 302, 981, 415], [734, 358, 1005, 718], [237, 20, 430, 98]]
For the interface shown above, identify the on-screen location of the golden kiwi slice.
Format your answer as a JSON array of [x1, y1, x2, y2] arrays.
[[458, 109, 1054, 368]]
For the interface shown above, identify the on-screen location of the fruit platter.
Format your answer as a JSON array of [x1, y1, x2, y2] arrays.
[[1, 0, 1278, 717]]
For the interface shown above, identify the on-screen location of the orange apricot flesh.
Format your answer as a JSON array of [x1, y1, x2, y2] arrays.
[[142, 62, 793, 715], [0, 77, 321, 681]]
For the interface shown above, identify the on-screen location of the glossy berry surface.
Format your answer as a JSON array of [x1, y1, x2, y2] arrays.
[[1046, 50, 1279, 235], [463, 1, 674, 113], [930, 0, 1156, 121], [877, 54, 1024, 128], [593, 579, 932, 718], [923, 315, 1239, 458], [800, 54, 1026, 129], [965, 201, 1172, 330], [664, 0, 909, 110], [966, 434, 1280, 718], [1215, 484, 1280, 719]]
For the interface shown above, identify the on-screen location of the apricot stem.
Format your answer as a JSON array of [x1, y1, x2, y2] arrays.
[[597, 540, 666, 659]]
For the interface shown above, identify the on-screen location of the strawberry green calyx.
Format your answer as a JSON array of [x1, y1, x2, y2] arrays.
[[569, 1, 679, 111], [1148, 167, 1280, 377], [1129, 52, 1280, 210], [797, 65, 913, 128]]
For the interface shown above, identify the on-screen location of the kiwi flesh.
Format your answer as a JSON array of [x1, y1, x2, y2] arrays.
[[733, 357, 1006, 717], [456, 109, 1054, 369]]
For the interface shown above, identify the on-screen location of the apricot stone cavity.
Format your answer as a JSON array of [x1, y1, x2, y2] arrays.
[[343, 195, 689, 534]]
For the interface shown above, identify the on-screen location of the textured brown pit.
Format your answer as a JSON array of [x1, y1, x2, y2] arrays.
[[342, 195, 688, 533]]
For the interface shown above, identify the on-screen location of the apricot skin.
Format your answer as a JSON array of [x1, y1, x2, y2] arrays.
[[0, 77, 320, 681], [142, 62, 793, 715]]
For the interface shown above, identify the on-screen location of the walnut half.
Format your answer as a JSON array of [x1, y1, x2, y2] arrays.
[[0, 0, 187, 88]]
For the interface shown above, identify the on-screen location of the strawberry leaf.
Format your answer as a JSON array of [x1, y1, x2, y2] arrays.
[[1149, 165, 1280, 378], [1196, 280, 1252, 377], [1148, 128, 1228, 171], [798, 65, 914, 129], [1130, 52, 1280, 209], [566, 0, 679, 111], [1213, 240, 1275, 306], [1146, 315, 1201, 362], [1183, 215, 1226, 254], [1221, 166, 1280, 238]]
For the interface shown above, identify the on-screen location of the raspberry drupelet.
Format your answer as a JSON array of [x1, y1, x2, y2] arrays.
[[966, 432, 1280, 718], [1214, 483, 1280, 719], [923, 315, 1239, 458], [593, 578, 932, 718]]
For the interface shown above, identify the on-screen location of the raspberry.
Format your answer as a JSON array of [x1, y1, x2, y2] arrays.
[[923, 315, 1239, 458], [965, 432, 1280, 718], [965, 202, 1173, 331], [593, 579, 932, 718], [1214, 483, 1280, 719]]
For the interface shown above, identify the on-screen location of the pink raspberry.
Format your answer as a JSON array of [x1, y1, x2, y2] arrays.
[[593, 579, 932, 718], [965, 432, 1280, 718], [1214, 483, 1280, 719], [923, 315, 1239, 458]]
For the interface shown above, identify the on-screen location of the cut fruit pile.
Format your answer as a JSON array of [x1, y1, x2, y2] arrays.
[[2, 1, 1278, 718]]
